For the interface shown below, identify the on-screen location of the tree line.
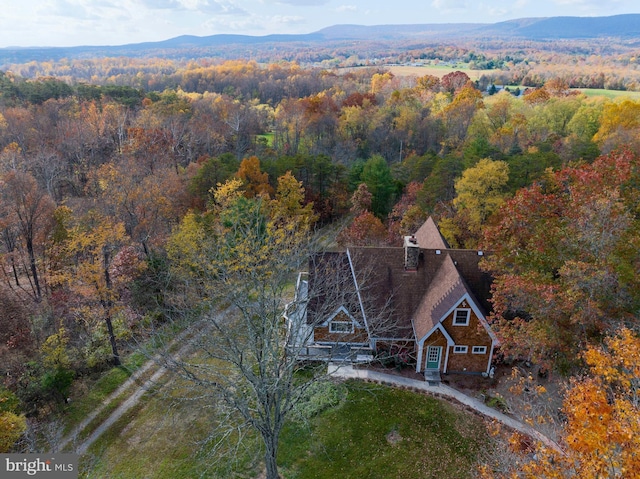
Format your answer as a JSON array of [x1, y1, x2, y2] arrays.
[[0, 60, 638, 477]]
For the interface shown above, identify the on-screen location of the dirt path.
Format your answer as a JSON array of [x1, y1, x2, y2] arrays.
[[58, 358, 158, 452], [74, 362, 170, 454], [59, 319, 209, 454]]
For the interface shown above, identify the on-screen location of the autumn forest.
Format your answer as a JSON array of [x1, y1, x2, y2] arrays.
[[0, 45, 639, 478]]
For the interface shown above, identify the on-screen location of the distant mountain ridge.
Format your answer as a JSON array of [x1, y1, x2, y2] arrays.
[[486, 14, 640, 39], [2, 14, 640, 66]]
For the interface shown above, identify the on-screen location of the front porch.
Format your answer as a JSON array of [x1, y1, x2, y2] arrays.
[[293, 343, 374, 363]]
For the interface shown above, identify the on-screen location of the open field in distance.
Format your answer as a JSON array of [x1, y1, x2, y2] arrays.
[[386, 64, 492, 80]]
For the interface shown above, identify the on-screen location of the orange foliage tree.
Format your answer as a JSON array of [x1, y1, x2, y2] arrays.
[[493, 328, 639, 479], [236, 156, 275, 198]]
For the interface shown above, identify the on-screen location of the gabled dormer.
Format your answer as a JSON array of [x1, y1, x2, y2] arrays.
[[413, 254, 496, 375]]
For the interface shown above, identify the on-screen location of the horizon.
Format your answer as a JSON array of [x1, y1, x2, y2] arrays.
[[3, 1, 640, 49]]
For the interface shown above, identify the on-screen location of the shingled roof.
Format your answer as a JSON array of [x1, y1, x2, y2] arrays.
[[414, 216, 450, 249], [304, 218, 492, 343], [413, 254, 475, 340]]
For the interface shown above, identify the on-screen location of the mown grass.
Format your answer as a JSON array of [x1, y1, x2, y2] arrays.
[[80, 378, 488, 479], [61, 316, 206, 441], [256, 132, 274, 146], [80, 377, 260, 479], [279, 381, 487, 479], [61, 351, 148, 435]]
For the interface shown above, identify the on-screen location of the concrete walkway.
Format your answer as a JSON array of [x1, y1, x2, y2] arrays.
[[328, 363, 563, 454]]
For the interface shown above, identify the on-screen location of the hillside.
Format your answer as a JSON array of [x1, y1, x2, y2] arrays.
[[1, 14, 639, 66]]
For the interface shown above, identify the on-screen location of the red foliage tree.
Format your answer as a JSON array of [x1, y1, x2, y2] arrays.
[[337, 211, 388, 247], [482, 149, 640, 365]]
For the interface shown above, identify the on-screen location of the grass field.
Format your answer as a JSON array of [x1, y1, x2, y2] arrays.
[[575, 88, 640, 100], [340, 63, 492, 80], [80, 378, 488, 478], [279, 381, 488, 479], [62, 351, 147, 435], [386, 64, 492, 80]]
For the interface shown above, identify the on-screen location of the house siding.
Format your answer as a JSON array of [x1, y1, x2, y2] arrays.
[[314, 326, 368, 344], [419, 329, 449, 371], [442, 301, 492, 373]]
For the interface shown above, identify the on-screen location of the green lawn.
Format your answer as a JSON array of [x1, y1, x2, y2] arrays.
[[574, 88, 640, 99], [279, 381, 487, 479], [386, 64, 492, 80], [80, 378, 488, 478]]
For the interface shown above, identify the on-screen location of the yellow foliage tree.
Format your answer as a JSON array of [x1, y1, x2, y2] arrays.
[[0, 411, 26, 453], [453, 158, 509, 242], [593, 99, 640, 153], [64, 212, 128, 366], [0, 387, 25, 453]]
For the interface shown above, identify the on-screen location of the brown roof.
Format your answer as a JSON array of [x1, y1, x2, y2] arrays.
[[305, 219, 492, 342], [413, 254, 473, 340], [414, 216, 450, 249]]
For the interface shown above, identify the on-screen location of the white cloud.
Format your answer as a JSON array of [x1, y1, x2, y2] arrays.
[[266, 0, 329, 5], [135, 0, 246, 14], [269, 14, 307, 26], [552, 0, 598, 4], [204, 13, 306, 33], [485, 0, 530, 18], [550, 0, 626, 8], [430, 0, 469, 11], [336, 5, 357, 12]]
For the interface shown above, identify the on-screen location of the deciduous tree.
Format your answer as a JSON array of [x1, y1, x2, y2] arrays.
[[482, 149, 640, 366], [337, 210, 387, 247], [0, 171, 55, 301], [483, 328, 640, 479], [453, 158, 509, 244], [63, 212, 129, 366], [164, 172, 320, 479], [0, 386, 26, 453], [236, 156, 275, 198]]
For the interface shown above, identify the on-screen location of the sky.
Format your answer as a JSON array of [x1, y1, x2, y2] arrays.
[[1, 0, 639, 48]]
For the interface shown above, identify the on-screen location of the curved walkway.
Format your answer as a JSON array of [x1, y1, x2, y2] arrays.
[[328, 363, 563, 454]]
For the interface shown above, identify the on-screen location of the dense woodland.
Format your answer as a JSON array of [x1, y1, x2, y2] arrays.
[[4, 33, 640, 92], [0, 57, 639, 477]]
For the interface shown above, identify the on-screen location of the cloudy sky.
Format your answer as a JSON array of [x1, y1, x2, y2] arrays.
[[2, 0, 638, 48]]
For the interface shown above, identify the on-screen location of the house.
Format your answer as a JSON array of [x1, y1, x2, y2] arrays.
[[286, 217, 497, 377]]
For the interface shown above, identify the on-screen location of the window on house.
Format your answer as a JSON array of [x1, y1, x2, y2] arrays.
[[453, 308, 470, 326], [329, 321, 354, 333], [472, 346, 487, 354], [453, 345, 468, 354]]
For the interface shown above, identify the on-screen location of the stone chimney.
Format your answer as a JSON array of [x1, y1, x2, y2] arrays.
[[404, 235, 420, 271]]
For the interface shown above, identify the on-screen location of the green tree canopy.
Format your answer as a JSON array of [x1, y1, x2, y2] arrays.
[[361, 154, 396, 218]]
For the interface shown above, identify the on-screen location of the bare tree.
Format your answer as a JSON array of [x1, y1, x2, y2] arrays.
[[0, 171, 55, 301], [156, 177, 394, 478]]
